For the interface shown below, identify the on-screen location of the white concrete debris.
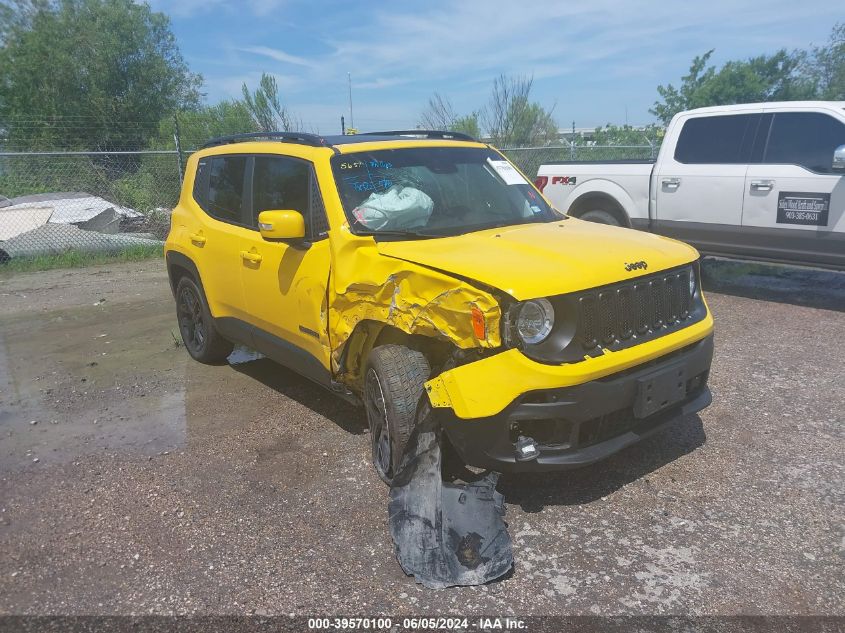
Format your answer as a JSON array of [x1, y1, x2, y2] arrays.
[[0, 192, 159, 261], [0, 223, 161, 260], [0, 192, 139, 224], [0, 206, 53, 240]]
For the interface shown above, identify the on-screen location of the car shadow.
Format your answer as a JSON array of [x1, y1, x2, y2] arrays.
[[228, 357, 366, 436], [702, 257, 845, 312], [497, 413, 706, 512]]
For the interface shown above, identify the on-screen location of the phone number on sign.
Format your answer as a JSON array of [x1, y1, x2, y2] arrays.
[[308, 617, 471, 630]]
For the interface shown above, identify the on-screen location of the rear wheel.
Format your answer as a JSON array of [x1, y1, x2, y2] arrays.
[[579, 208, 622, 226], [364, 344, 430, 484], [175, 276, 233, 364]]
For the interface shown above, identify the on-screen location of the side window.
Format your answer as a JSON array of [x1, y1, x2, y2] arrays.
[[674, 114, 759, 164], [764, 112, 845, 173], [207, 156, 247, 224], [252, 156, 309, 226], [193, 159, 209, 208]]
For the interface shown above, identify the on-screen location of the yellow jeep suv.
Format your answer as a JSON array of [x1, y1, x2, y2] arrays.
[[165, 131, 714, 483]]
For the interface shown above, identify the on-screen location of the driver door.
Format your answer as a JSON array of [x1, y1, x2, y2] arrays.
[[239, 155, 333, 383]]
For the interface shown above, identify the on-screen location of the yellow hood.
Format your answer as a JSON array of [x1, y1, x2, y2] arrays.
[[376, 218, 699, 300]]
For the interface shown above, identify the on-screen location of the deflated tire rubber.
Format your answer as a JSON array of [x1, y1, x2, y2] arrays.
[[365, 345, 430, 484], [388, 403, 513, 588]]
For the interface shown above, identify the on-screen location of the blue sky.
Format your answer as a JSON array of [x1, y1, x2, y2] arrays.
[[149, 0, 838, 135]]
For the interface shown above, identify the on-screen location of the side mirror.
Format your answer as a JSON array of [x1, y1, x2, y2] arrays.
[[833, 145, 845, 172], [258, 210, 305, 241]]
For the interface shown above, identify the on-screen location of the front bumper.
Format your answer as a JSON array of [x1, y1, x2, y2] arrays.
[[438, 334, 713, 472]]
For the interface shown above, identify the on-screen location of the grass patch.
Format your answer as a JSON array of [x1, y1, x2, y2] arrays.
[[0, 244, 163, 274]]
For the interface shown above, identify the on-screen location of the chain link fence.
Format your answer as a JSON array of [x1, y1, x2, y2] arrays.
[[500, 143, 656, 180], [0, 130, 657, 268], [0, 150, 182, 265]]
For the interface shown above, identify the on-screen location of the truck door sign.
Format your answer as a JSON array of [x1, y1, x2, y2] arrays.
[[776, 192, 831, 226]]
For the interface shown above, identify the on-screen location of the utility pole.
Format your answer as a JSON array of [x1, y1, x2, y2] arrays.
[[571, 121, 575, 161], [341, 115, 345, 135], [347, 72, 354, 130]]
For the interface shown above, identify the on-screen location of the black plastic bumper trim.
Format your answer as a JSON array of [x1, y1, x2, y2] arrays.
[[440, 335, 714, 472]]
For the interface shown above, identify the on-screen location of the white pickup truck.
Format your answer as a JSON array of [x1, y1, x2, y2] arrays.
[[536, 101, 845, 270]]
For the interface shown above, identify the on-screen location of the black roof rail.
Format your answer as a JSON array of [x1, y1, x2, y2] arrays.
[[201, 131, 329, 149], [358, 130, 477, 142]]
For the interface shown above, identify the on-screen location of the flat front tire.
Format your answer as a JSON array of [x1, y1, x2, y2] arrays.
[[364, 344, 430, 485], [175, 276, 233, 364]]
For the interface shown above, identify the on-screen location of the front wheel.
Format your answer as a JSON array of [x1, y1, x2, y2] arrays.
[[364, 344, 430, 484]]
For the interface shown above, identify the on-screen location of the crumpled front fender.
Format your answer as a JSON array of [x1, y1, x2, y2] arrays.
[[329, 232, 502, 371]]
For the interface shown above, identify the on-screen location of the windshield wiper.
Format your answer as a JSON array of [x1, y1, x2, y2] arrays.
[[354, 228, 444, 240]]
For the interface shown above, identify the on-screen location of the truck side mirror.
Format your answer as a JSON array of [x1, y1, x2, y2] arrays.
[[833, 145, 845, 172]]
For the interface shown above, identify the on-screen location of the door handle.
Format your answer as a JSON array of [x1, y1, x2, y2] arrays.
[[240, 250, 263, 264], [662, 178, 681, 189], [750, 180, 774, 192], [189, 232, 206, 246]]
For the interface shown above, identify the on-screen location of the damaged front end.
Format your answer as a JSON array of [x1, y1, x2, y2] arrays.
[[328, 232, 503, 390]]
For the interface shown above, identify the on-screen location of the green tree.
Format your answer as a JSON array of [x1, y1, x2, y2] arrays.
[[481, 75, 558, 146], [0, 0, 202, 150], [650, 49, 815, 125], [592, 124, 663, 146], [150, 101, 257, 150], [805, 22, 844, 100], [240, 72, 300, 133], [451, 113, 481, 138]]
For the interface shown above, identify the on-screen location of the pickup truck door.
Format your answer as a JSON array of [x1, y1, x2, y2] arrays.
[[653, 112, 761, 256], [741, 110, 845, 269], [238, 155, 333, 383]]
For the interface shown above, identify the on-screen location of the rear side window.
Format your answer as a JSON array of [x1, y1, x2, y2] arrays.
[[764, 112, 845, 173], [674, 114, 759, 164], [193, 159, 209, 208], [207, 156, 247, 223]]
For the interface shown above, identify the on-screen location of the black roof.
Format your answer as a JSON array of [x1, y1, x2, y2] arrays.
[[200, 130, 478, 150]]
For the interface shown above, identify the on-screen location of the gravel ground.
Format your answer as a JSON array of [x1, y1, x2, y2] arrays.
[[0, 259, 842, 617]]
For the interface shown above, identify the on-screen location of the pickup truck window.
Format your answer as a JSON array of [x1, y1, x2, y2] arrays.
[[674, 114, 759, 164], [764, 112, 845, 174], [206, 155, 247, 224], [332, 147, 557, 238]]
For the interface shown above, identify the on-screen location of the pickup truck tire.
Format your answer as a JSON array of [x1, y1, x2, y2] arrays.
[[175, 276, 233, 364], [578, 209, 622, 226], [364, 344, 431, 485]]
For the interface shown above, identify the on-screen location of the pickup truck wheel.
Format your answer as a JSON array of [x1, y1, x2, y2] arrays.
[[175, 276, 233, 364], [364, 345, 431, 485], [579, 209, 622, 226]]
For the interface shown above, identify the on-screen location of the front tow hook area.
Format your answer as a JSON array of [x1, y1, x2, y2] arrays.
[[514, 436, 540, 462], [388, 406, 513, 588]]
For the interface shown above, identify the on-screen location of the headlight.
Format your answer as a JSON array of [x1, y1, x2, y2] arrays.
[[515, 298, 554, 345]]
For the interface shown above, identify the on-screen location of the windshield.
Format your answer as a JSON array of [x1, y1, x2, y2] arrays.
[[331, 147, 559, 238]]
